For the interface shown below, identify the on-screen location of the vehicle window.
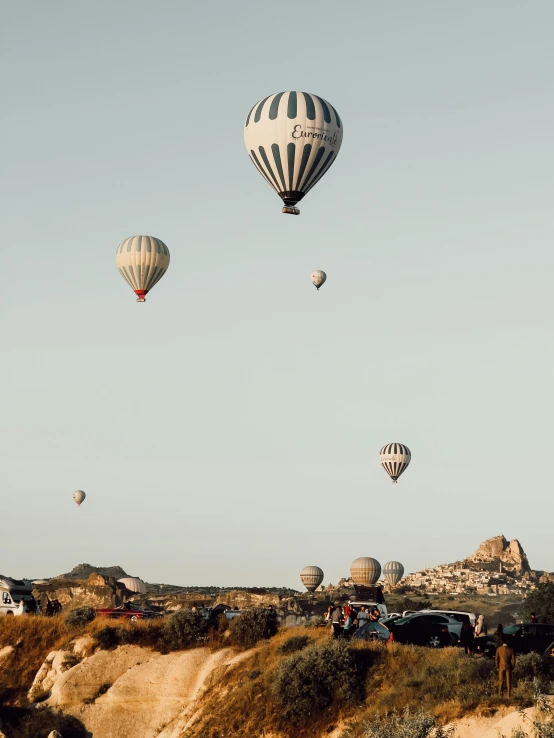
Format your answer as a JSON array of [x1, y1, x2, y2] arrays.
[[503, 625, 520, 635], [2, 593, 12, 604], [426, 615, 449, 624], [521, 625, 536, 636], [394, 617, 410, 625]]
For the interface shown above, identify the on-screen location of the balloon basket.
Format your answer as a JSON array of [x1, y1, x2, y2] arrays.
[[282, 206, 300, 215]]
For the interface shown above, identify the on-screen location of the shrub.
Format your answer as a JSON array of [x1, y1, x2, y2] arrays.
[[0, 706, 89, 737], [361, 708, 455, 738], [278, 635, 312, 654], [229, 608, 278, 649], [64, 606, 96, 629], [271, 641, 362, 726], [93, 626, 127, 650], [162, 609, 208, 651]]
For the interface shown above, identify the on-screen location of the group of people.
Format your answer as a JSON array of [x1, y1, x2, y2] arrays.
[[43, 598, 63, 616], [325, 603, 381, 639]]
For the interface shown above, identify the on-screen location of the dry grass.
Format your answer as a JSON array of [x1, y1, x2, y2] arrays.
[[186, 628, 538, 738]]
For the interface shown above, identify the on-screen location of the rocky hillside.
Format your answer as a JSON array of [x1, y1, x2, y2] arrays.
[[463, 535, 531, 574], [59, 563, 129, 581]]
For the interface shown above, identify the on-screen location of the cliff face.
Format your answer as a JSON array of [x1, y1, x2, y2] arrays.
[[466, 535, 531, 574], [33, 574, 126, 610]]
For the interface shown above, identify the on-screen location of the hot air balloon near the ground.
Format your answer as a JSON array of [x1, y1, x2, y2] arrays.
[[118, 577, 147, 594], [310, 270, 326, 290], [244, 91, 343, 214], [380, 443, 411, 483], [383, 561, 404, 588], [116, 236, 170, 302], [300, 566, 324, 592], [73, 490, 86, 507], [350, 557, 381, 586]]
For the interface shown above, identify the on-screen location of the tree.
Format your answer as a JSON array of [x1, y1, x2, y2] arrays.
[[523, 583, 554, 623]]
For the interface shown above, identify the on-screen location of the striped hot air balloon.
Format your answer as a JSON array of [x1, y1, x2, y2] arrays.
[[300, 566, 324, 592], [350, 557, 381, 587], [380, 443, 411, 483], [383, 561, 404, 588], [310, 270, 327, 290], [116, 236, 170, 302], [244, 91, 343, 214]]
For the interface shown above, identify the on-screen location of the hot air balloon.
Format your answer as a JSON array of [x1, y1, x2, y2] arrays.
[[380, 443, 411, 483], [350, 557, 381, 586], [72, 490, 86, 506], [116, 236, 170, 302], [244, 91, 343, 214], [383, 561, 404, 588], [300, 566, 324, 592], [310, 270, 326, 290], [118, 577, 147, 594]]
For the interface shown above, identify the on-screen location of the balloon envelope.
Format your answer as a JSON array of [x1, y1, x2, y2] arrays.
[[300, 566, 324, 592], [310, 270, 327, 290], [380, 443, 411, 483], [350, 557, 381, 586], [118, 577, 147, 594], [244, 91, 343, 214], [383, 561, 404, 587], [72, 490, 86, 506], [116, 236, 170, 302]]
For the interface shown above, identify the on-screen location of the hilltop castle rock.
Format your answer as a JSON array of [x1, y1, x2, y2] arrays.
[[465, 535, 531, 574]]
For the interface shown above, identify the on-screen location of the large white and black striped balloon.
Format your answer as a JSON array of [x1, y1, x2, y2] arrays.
[[116, 236, 170, 303], [244, 91, 343, 213], [380, 443, 411, 483]]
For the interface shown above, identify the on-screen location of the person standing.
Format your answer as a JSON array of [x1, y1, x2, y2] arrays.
[[494, 624, 504, 649], [475, 614, 484, 637], [331, 604, 343, 639], [460, 620, 475, 655], [496, 636, 516, 699], [343, 610, 353, 640], [531, 612, 538, 624], [357, 606, 369, 630]]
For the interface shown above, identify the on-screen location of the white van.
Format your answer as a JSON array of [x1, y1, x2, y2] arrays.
[[0, 576, 37, 616]]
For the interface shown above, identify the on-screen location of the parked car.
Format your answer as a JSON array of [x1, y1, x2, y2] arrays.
[[420, 609, 476, 626], [381, 614, 403, 628], [95, 603, 163, 622], [352, 620, 392, 643], [388, 613, 457, 648], [503, 623, 554, 654]]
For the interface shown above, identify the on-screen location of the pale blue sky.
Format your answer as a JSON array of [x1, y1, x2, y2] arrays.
[[2, 1, 554, 588]]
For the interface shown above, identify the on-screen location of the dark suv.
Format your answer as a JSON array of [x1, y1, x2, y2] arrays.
[[503, 623, 554, 654], [388, 613, 455, 648]]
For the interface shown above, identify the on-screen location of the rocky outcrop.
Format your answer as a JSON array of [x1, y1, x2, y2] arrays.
[[61, 563, 129, 581], [31, 645, 249, 738], [28, 649, 78, 702], [466, 534, 531, 573], [33, 573, 127, 611]]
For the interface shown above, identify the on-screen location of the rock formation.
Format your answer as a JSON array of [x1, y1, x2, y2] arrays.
[[61, 563, 129, 581], [466, 534, 531, 574], [33, 573, 127, 611]]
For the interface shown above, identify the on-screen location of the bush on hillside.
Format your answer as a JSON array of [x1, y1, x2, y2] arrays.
[[93, 626, 128, 650], [229, 608, 278, 648], [65, 606, 96, 629], [0, 705, 88, 737], [162, 609, 208, 651], [361, 708, 455, 738], [278, 635, 312, 654], [271, 641, 362, 726]]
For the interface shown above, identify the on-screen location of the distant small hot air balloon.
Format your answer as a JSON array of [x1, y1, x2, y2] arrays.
[[380, 443, 411, 483], [300, 566, 324, 592], [310, 270, 326, 290], [73, 490, 86, 507], [118, 577, 147, 594], [383, 561, 404, 588], [244, 91, 343, 214], [350, 557, 381, 586], [116, 235, 170, 302]]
